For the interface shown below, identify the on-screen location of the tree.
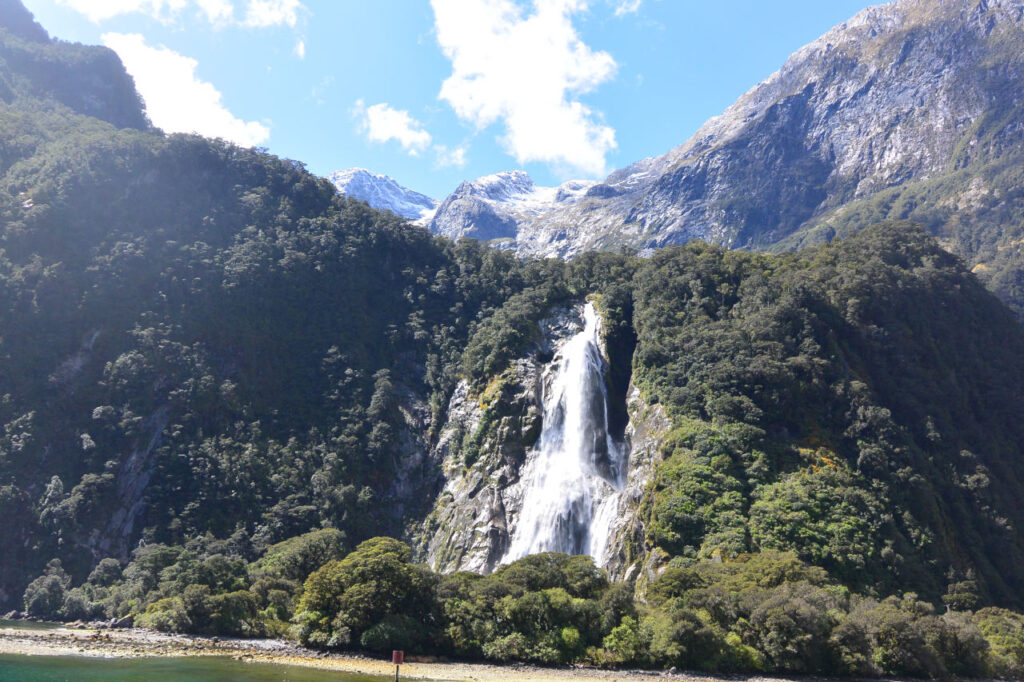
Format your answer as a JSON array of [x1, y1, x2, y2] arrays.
[[23, 559, 70, 619], [293, 537, 437, 649]]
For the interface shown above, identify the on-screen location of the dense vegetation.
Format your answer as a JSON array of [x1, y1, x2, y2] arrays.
[[22, 534, 1024, 678], [631, 224, 1024, 608], [2, 2, 1024, 677], [0, 4, 576, 604], [776, 135, 1024, 319]]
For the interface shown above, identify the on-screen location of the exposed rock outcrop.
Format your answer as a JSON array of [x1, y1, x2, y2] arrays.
[[328, 168, 439, 221], [601, 384, 671, 581], [491, 0, 1024, 259], [418, 347, 554, 574], [375, 0, 1024, 320], [416, 304, 668, 579], [98, 405, 170, 559], [425, 172, 594, 244]]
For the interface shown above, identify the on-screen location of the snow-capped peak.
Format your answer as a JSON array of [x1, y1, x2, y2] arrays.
[[325, 165, 598, 247], [425, 170, 597, 243], [450, 171, 596, 210], [327, 168, 439, 221], [457, 170, 537, 201]]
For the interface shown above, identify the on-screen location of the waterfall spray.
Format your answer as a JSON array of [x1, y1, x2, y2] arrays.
[[503, 302, 627, 567]]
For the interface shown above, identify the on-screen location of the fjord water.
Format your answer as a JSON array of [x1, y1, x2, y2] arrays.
[[0, 654, 386, 681], [503, 302, 626, 566], [0, 620, 61, 631]]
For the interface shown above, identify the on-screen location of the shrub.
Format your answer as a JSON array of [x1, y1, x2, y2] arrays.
[[87, 558, 123, 587], [23, 560, 70, 619], [360, 614, 429, 652], [210, 590, 262, 636], [61, 587, 101, 621], [974, 607, 1024, 678], [742, 583, 839, 673], [647, 607, 723, 670], [252, 528, 347, 583], [602, 616, 650, 665], [293, 537, 437, 649], [482, 632, 529, 662], [137, 597, 190, 632]]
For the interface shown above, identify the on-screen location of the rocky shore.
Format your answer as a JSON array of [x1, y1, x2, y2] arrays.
[[0, 623, 296, 659], [0, 622, 807, 682]]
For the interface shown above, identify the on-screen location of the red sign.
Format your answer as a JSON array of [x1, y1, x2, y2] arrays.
[[392, 650, 404, 665]]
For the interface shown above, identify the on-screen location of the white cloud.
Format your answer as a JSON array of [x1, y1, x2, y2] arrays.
[[103, 33, 270, 147], [243, 0, 303, 28], [612, 0, 641, 16], [435, 144, 468, 168], [310, 76, 333, 105], [196, 0, 234, 24], [354, 100, 433, 157], [56, 0, 186, 23], [56, 0, 305, 28], [431, 0, 617, 177], [293, 38, 306, 59]]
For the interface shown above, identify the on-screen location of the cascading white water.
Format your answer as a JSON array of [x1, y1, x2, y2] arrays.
[[503, 302, 627, 566]]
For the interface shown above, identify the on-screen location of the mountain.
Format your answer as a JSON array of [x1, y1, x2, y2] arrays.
[[609, 0, 1024, 261], [4, 0, 1024, 676], [327, 167, 598, 245], [327, 167, 438, 220], [0, 2, 146, 131], [426, 170, 594, 244], [412, 0, 1024, 317]]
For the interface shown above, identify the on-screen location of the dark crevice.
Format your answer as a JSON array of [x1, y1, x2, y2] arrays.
[[599, 293, 637, 442]]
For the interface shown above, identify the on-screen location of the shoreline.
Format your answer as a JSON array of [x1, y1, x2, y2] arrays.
[[0, 624, 816, 682]]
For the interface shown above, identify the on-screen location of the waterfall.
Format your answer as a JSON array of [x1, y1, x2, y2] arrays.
[[503, 302, 627, 567]]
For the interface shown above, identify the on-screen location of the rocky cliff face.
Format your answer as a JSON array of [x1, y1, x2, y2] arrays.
[[416, 309, 574, 574], [426, 171, 594, 244], [618, 0, 1024, 249], [327, 168, 439, 221], [414, 304, 668, 580], [495, 0, 1024, 259], [600, 384, 670, 582], [416, 368, 538, 574], [384, 0, 1024, 318]]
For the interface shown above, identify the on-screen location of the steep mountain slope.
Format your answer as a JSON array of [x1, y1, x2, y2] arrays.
[[630, 223, 1024, 606], [417, 223, 1024, 610], [426, 170, 594, 244], [327, 167, 438, 220], [0, 4, 579, 604], [569, 0, 1013, 250], [409, 0, 1024, 316], [5, 2, 1024, 668], [0, 0, 146, 131]]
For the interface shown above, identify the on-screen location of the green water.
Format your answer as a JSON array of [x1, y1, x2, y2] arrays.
[[0, 654, 390, 681], [0, 620, 63, 631]]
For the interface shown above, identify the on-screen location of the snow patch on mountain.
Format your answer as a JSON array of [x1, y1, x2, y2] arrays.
[[427, 171, 596, 243], [328, 168, 439, 221]]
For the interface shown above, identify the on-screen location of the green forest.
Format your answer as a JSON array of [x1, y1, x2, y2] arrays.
[[1, 1, 1024, 677]]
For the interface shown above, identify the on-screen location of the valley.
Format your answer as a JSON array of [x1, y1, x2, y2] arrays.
[[0, 0, 1023, 677], [336, 0, 1024, 318]]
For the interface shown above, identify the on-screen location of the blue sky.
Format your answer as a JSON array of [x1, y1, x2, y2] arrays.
[[21, 0, 877, 198]]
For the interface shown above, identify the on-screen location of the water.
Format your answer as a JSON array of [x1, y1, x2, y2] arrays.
[[0, 654, 388, 681], [503, 302, 627, 567], [0, 620, 62, 631]]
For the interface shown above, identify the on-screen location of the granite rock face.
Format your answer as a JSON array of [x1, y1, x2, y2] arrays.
[[616, 0, 1024, 250], [413, 0, 1024, 278], [426, 171, 594, 244], [328, 168, 439, 220], [416, 308, 578, 574], [600, 384, 671, 582], [415, 304, 668, 580]]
